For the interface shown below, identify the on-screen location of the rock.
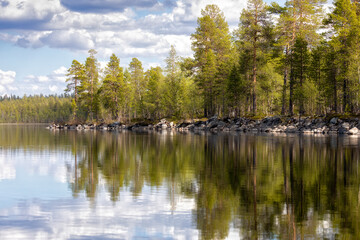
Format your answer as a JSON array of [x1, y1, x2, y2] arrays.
[[341, 122, 350, 130], [286, 125, 297, 133], [207, 115, 218, 124], [349, 127, 359, 135], [262, 116, 282, 126], [330, 117, 338, 125], [338, 127, 348, 134], [160, 118, 168, 124], [206, 120, 218, 129], [230, 125, 239, 131]]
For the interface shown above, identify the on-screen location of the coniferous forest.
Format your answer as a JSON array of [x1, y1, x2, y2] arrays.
[[2, 0, 360, 123]]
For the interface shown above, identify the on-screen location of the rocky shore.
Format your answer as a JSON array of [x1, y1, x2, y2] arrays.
[[47, 116, 360, 135]]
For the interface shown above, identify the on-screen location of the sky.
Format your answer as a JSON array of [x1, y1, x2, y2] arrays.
[[0, 0, 288, 97]]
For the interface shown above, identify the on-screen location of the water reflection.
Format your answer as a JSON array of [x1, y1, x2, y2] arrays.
[[0, 126, 360, 239]]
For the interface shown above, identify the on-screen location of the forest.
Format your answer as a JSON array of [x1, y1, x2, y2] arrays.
[[2, 0, 360, 123], [0, 95, 71, 123]]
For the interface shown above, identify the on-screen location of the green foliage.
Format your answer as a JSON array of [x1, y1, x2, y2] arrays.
[[129, 57, 146, 119], [144, 66, 164, 120], [163, 45, 184, 118], [0, 95, 72, 123], [79, 49, 100, 121], [191, 4, 232, 116], [99, 54, 125, 121]]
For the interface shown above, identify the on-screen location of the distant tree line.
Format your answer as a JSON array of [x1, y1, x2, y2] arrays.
[[0, 95, 72, 123]]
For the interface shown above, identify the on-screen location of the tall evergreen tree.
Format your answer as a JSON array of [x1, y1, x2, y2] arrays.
[[65, 60, 85, 119], [326, 0, 360, 113], [271, 0, 325, 115], [144, 66, 163, 120], [163, 45, 184, 117], [80, 49, 100, 121], [239, 0, 271, 115], [129, 58, 145, 119], [99, 53, 124, 121], [291, 37, 310, 115], [191, 4, 232, 117]]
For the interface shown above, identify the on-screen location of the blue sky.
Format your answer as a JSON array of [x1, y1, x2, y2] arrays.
[[0, 0, 289, 96]]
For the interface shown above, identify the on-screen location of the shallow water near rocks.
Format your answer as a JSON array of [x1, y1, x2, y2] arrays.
[[0, 125, 360, 239]]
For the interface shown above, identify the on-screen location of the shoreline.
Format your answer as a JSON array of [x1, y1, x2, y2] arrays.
[[0, 123, 50, 126], [47, 116, 360, 135]]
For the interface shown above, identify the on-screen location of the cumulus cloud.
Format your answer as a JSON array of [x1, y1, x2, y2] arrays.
[[0, 0, 64, 30], [60, 0, 158, 13], [0, 69, 16, 85], [38, 76, 49, 82], [22, 66, 68, 95], [40, 30, 94, 50], [0, 69, 16, 94], [49, 85, 58, 92]]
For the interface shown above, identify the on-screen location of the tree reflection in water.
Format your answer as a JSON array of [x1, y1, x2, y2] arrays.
[[4, 126, 358, 239]]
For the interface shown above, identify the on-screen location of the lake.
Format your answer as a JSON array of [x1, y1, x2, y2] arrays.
[[0, 125, 359, 239]]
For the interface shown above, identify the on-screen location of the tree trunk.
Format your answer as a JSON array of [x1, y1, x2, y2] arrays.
[[281, 46, 289, 115], [333, 68, 337, 113], [252, 43, 257, 115], [289, 66, 294, 116]]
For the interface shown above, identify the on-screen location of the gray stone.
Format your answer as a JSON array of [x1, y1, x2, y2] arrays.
[[338, 127, 348, 134], [330, 117, 338, 124], [349, 127, 359, 135], [341, 122, 350, 130], [286, 125, 297, 133]]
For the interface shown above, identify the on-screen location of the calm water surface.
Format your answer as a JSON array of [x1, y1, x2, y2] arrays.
[[0, 126, 360, 239]]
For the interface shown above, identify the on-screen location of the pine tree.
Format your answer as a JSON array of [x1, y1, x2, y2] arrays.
[[163, 45, 184, 118], [144, 66, 163, 120], [326, 0, 360, 113], [65, 60, 85, 119], [238, 0, 271, 115], [191, 4, 232, 117], [129, 58, 145, 119], [291, 37, 309, 115], [99, 54, 124, 121], [272, 0, 325, 115], [79, 49, 100, 121]]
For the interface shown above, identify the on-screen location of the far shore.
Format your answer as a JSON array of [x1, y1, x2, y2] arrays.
[[0, 123, 50, 126]]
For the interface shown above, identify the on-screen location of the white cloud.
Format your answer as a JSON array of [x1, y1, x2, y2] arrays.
[[21, 66, 68, 95], [60, 0, 159, 13], [49, 85, 58, 92], [0, 69, 16, 85], [0, 84, 5, 93], [8, 86, 18, 91], [38, 76, 49, 82], [0, 69, 16, 94], [53, 66, 67, 75], [0, 0, 64, 27]]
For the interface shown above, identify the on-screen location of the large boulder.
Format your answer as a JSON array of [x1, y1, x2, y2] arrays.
[[349, 127, 359, 135]]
